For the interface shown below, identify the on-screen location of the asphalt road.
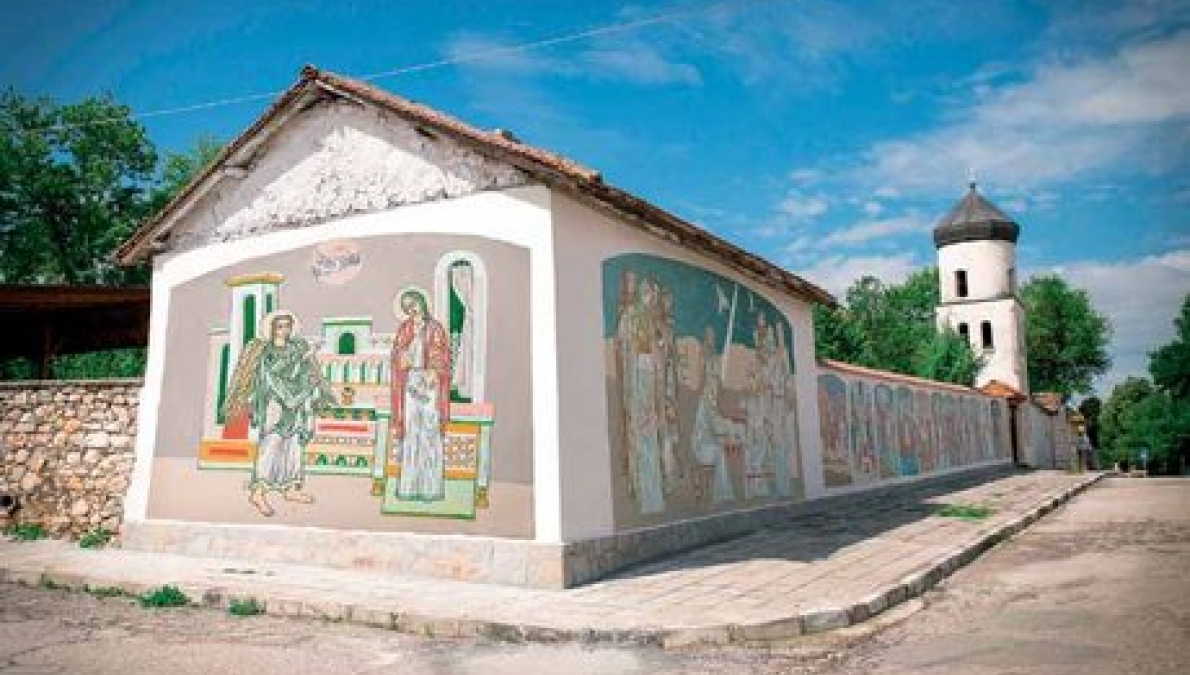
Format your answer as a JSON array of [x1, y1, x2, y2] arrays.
[[1, 475, 1186, 675]]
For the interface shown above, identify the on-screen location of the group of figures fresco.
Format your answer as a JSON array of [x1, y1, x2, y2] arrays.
[[818, 372, 1008, 488], [603, 253, 801, 517], [198, 245, 494, 519]]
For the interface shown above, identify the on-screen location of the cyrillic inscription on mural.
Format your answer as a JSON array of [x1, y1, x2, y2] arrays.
[[311, 239, 363, 285], [602, 253, 803, 522], [197, 248, 496, 519]]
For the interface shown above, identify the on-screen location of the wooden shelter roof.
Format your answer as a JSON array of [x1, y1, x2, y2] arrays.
[[0, 285, 150, 372]]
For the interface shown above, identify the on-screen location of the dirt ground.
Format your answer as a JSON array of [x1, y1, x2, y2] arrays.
[[1, 476, 1187, 675]]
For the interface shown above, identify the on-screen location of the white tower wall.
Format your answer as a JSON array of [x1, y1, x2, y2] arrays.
[[937, 240, 1016, 303]]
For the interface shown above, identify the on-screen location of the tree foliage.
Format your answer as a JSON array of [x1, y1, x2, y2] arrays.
[[1, 89, 222, 380], [1149, 293, 1190, 400], [1097, 297, 1190, 473], [1077, 395, 1102, 448], [1, 89, 157, 285], [1020, 274, 1112, 397], [813, 268, 983, 385]]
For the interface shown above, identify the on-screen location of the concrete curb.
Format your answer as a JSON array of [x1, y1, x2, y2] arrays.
[[666, 470, 1105, 647], [1, 472, 1105, 649]]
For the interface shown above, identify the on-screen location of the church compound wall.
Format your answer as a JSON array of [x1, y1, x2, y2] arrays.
[[1, 68, 1076, 591]]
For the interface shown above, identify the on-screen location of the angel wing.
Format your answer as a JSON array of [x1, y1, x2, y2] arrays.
[[223, 338, 267, 422]]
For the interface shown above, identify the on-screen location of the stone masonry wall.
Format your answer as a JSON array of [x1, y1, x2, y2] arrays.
[[0, 379, 140, 537]]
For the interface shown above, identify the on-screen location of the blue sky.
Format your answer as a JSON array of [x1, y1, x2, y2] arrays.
[[3, 0, 1187, 394]]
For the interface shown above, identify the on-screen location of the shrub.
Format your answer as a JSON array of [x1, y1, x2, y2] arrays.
[[936, 504, 994, 521], [139, 585, 191, 608], [85, 585, 128, 598], [4, 522, 46, 541], [79, 528, 114, 549], [228, 597, 265, 617]]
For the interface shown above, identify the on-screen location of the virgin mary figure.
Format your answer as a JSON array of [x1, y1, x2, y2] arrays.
[[391, 288, 452, 501]]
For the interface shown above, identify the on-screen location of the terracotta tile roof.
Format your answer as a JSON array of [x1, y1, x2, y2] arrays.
[[1032, 392, 1066, 414], [115, 66, 835, 307], [818, 359, 988, 396], [979, 379, 1027, 402]]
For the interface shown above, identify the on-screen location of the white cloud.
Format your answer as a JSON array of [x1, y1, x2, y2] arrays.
[[584, 41, 701, 86], [443, 33, 570, 75], [443, 31, 701, 87], [855, 30, 1190, 194], [795, 253, 920, 297], [777, 191, 829, 219], [862, 200, 884, 216], [1033, 248, 1190, 393], [819, 213, 932, 247], [789, 168, 824, 185]]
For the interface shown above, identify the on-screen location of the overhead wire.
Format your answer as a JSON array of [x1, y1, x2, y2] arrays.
[[38, 0, 763, 132]]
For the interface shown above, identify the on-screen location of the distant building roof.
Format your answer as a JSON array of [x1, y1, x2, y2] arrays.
[[979, 379, 1027, 402], [933, 183, 1020, 248], [115, 66, 835, 307]]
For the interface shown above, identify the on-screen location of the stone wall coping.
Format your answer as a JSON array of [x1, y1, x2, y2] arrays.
[[0, 378, 143, 390]]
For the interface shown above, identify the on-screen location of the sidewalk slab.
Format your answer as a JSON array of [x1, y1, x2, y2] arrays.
[[0, 470, 1103, 647]]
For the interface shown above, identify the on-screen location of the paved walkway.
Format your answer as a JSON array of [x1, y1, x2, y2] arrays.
[[0, 470, 1101, 647]]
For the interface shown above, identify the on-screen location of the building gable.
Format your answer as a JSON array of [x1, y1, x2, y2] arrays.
[[165, 98, 530, 256]]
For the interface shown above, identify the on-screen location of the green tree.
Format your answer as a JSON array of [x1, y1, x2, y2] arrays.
[[1, 89, 157, 285], [1078, 395, 1103, 449], [812, 303, 867, 363], [812, 268, 983, 385], [913, 328, 985, 385], [147, 134, 223, 215], [1100, 376, 1155, 465], [1020, 274, 1112, 397], [1149, 293, 1190, 401], [1116, 391, 1190, 473]]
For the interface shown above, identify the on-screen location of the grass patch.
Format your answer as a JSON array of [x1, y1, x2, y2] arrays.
[[4, 523, 47, 541], [138, 584, 191, 608], [85, 585, 129, 599], [937, 504, 994, 521], [78, 528, 114, 549], [228, 597, 265, 617], [39, 574, 70, 591]]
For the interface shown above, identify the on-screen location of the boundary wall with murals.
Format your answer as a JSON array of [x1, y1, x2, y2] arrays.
[[1019, 399, 1076, 469], [816, 360, 1013, 492]]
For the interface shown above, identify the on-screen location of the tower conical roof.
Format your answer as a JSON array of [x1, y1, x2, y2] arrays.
[[933, 183, 1020, 248]]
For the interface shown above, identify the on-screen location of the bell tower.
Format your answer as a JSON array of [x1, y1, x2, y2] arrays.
[[934, 182, 1028, 393]]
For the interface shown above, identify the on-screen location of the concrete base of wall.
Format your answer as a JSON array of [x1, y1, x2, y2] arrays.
[[120, 520, 568, 589], [121, 462, 1014, 589]]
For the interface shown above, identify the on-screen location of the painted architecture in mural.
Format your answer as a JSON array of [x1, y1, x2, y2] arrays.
[[818, 370, 1009, 488], [197, 242, 496, 519], [602, 253, 802, 520]]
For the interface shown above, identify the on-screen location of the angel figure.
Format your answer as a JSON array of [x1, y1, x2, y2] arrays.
[[224, 310, 336, 517]]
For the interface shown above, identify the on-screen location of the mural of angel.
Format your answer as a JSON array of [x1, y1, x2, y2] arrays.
[[390, 288, 452, 502], [224, 310, 337, 517]]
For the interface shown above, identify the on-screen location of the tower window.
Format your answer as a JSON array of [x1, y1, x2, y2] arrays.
[[956, 270, 969, 298], [1007, 267, 1016, 293], [337, 331, 356, 355], [958, 322, 969, 341], [981, 321, 994, 349]]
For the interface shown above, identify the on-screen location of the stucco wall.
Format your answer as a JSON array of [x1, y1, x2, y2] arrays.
[[550, 193, 817, 537], [0, 380, 139, 537], [144, 230, 535, 537], [815, 362, 1012, 494], [1019, 401, 1075, 469], [165, 99, 529, 255], [937, 239, 1016, 303]]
